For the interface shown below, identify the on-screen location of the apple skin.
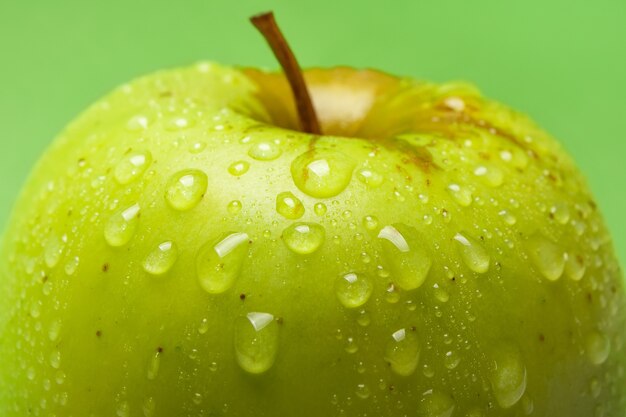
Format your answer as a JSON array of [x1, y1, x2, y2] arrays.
[[0, 61, 625, 417]]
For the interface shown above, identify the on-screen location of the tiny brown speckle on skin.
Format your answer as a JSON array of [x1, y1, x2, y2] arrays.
[[240, 293, 246, 301], [539, 333, 545, 342], [276, 317, 284, 325], [157, 347, 163, 353], [96, 330, 102, 337], [102, 263, 109, 272], [42, 275, 48, 283]]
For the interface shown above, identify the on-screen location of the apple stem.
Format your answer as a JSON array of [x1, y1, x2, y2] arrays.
[[250, 12, 322, 135]]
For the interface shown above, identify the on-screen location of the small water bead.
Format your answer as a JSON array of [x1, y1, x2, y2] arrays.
[[385, 283, 401, 304], [565, 253, 586, 281], [198, 318, 210, 334], [27, 367, 36, 381], [384, 328, 421, 376], [48, 319, 62, 342], [227, 200, 243, 215], [521, 395, 534, 415], [526, 235, 565, 281], [165, 115, 195, 131], [248, 141, 282, 161], [114, 151, 152, 184], [590, 378, 602, 398], [356, 167, 384, 187], [489, 344, 527, 409], [282, 222, 325, 255], [192, 393, 203, 405], [228, 160, 250, 176], [355, 384, 371, 399], [313, 202, 327, 216], [147, 350, 161, 380], [335, 272, 373, 308], [453, 233, 490, 274], [64, 256, 79, 275], [433, 284, 450, 303], [234, 312, 279, 374], [50, 349, 61, 369], [44, 234, 65, 268], [189, 141, 207, 154], [143, 241, 178, 275], [142, 397, 156, 417], [444, 350, 460, 369], [447, 183, 473, 207], [196, 232, 250, 294], [586, 331, 611, 365], [276, 192, 305, 219], [378, 224, 431, 290], [357, 310, 371, 327], [290, 149, 355, 198], [363, 215, 379, 231], [105, 203, 140, 247], [345, 337, 359, 354], [499, 210, 517, 225], [474, 165, 504, 187], [167, 170, 211, 212], [550, 203, 571, 224], [126, 114, 150, 131], [116, 401, 130, 417], [417, 389, 455, 417]]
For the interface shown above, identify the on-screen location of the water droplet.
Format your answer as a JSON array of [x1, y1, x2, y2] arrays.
[[227, 200, 243, 215], [550, 203, 570, 224], [165, 115, 195, 131], [192, 392, 203, 405], [378, 224, 431, 290], [116, 401, 130, 417], [447, 183, 473, 207], [48, 319, 61, 342], [291, 150, 354, 198], [433, 284, 450, 303], [248, 141, 281, 160], [565, 253, 586, 281], [49, 349, 61, 369], [521, 395, 534, 415], [114, 151, 152, 184], [384, 328, 420, 376], [276, 192, 305, 219], [499, 210, 517, 225], [142, 397, 156, 417], [355, 384, 371, 399], [105, 203, 140, 247], [228, 160, 250, 176], [526, 235, 565, 281], [126, 115, 149, 131], [444, 350, 460, 369], [165, 169, 208, 211], [474, 165, 504, 187], [363, 215, 379, 231], [417, 389, 455, 417], [189, 141, 207, 154], [489, 344, 527, 408], [282, 222, 325, 255], [454, 233, 490, 273], [27, 367, 35, 381], [335, 272, 373, 308], [356, 168, 384, 187], [589, 378, 601, 399], [143, 241, 178, 275], [147, 350, 161, 380], [385, 283, 401, 303], [345, 337, 359, 353], [313, 202, 327, 216], [586, 331, 610, 365], [44, 234, 65, 268], [357, 310, 371, 327], [197, 232, 250, 294], [198, 318, 209, 334], [234, 312, 278, 374], [64, 256, 79, 275]]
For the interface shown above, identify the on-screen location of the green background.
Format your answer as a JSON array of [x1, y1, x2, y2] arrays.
[[1, 0, 625, 265]]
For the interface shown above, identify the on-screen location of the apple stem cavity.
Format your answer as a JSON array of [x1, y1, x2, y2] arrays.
[[250, 11, 322, 135]]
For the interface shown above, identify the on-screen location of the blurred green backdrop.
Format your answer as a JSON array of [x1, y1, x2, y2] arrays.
[[0, 0, 625, 264]]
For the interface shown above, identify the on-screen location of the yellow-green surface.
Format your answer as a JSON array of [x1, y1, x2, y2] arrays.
[[0, 0, 625, 265]]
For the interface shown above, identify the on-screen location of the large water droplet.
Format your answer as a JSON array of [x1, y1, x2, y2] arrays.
[[234, 312, 279, 374], [290, 150, 354, 198], [165, 169, 208, 211], [335, 272, 373, 308], [489, 344, 527, 409], [196, 232, 250, 294], [565, 252, 586, 281], [276, 192, 305, 219], [228, 160, 250, 176], [248, 141, 281, 161], [384, 328, 420, 376], [586, 331, 610, 365], [417, 389, 455, 417], [114, 151, 152, 184], [454, 233, 490, 273], [447, 183, 473, 207], [282, 222, 325, 255], [104, 203, 140, 247], [526, 235, 565, 281], [378, 224, 431, 290], [143, 241, 178, 275]]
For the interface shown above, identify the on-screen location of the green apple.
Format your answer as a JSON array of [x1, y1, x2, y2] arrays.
[[1, 17, 625, 417]]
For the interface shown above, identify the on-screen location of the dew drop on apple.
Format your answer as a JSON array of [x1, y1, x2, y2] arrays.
[[433, 284, 450, 303], [313, 202, 327, 216], [345, 336, 359, 354], [384, 328, 420, 376], [565, 252, 586, 281], [146, 350, 161, 380], [385, 283, 401, 304], [474, 165, 504, 187], [357, 310, 371, 327], [64, 256, 79, 276], [114, 151, 152, 184], [417, 389, 455, 417], [586, 331, 611, 365], [143, 241, 178, 275], [335, 272, 373, 308], [355, 383, 371, 399], [116, 401, 130, 417], [248, 141, 281, 161], [227, 200, 243, 215], [447, 183, 473, 207], [142, 397, 156, 417], [276, 192, 305, 219], [290, 150, 354, 198], [165, 115, 195, 131], [196, 232, 250, 294], [356, 167, 384, 187], [363, 215, 379, 231], [44, 233, 66, 268], [165, 169, 208, 211], [234, 312, 278, 374], [525, 234, 565, 281], [378, 224, 431, 290], [550, 202, 571, 224], [453, 232, 490, 274], [282, 222, 325, 255], [49, 349, 61, 369], [444, 350, 460, 369], [228, 160, 250, 176], [126, 114, 150, 131], [48, 319, 61, 342], [499, 210, 517, 225], [489, 344, 527, 408], [104, 203, 140, 247]]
